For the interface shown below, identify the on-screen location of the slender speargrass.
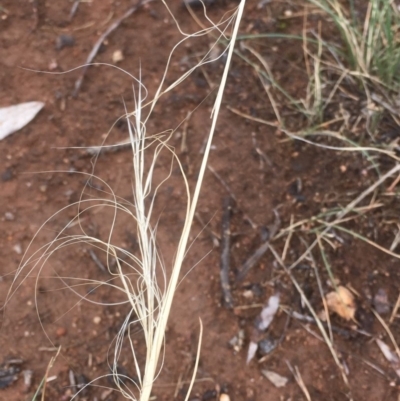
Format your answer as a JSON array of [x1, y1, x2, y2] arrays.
[[3, 2, 247, 401], [308, 0, 400, 89]]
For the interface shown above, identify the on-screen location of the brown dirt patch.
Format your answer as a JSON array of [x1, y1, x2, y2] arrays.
[[1, 1, 400, 401]]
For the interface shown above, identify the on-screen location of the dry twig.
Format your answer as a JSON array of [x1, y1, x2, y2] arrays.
[[73, 0, 153, 96], [69, 0, 81, 21], [236, 211, 280, 282], [220, 197, 233, 308]]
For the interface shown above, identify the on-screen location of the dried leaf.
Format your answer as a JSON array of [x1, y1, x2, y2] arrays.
[[247, 293, 280, 364], [257, 292, 280, 331], [246, 341, 258, 364], [0, 101, 44, 140], [376, 339, 399, 364], [325, 286, 356, 321], [262, 370, 288, 388], [376, 339, 400, 379]]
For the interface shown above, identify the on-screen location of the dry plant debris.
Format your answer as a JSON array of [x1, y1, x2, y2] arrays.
[[0, 101, 44, 140], [112, 49, 124, 63], [262, 370, 288, 388], [376, 339, 400, 379], [220, 196, 234, 308], [373, 288, 390, 315], [0, 359, 23, 389], [325, 286, 356, 321], [247, 292, 280, 363]]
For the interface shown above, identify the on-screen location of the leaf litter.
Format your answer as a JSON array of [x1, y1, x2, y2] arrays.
[[262, 370, 288, 388], [0, 101, 44, 140], [376, 339, 400, 379], [246, 292, 280, 363], [325, 286, 356, 321]]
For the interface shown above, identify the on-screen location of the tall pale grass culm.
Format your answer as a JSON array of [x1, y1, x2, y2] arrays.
[[5, 1, 247, 400]]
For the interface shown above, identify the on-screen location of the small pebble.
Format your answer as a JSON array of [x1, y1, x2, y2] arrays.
[[13, 243, 22, 255], [260, 226, 269, 241], [258, 337, 277, 356], [4, 212, 14, 221], [2, 168, 13, 181], [219, 394, 230, 401], [22, 370, 33, 393], [228, 329, 245, 353], [93, 316, 101, 324], [48, 60, 58, 70], [112, 49, 124, 63], [373, 288, 390, 314], [56, 34, 75, 50], [202, 389, 217, 401], [56, 327, 67, 337]]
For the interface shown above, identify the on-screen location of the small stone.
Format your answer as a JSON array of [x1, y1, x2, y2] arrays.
[[56, 327, 67, 337], [39, 185, 47, 193], [202, 389, 217, 401], [48, 60, 58, 70], [4, 212, 14, 221], [2, 168, 13, 181], [228, 329, 245, 352], [93, 316, 101, 324], [23, 370, 33, 393], [112, 49, 124, 63], [56, 34, 75, 50], [219, 394, 230, 401], [373, 288, 390, 314], [258, 337, 277, 356], [13, 243, 22, 255]]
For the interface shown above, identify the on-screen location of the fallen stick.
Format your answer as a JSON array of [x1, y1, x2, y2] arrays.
[[207, 165, 256, 229], [220, 196, 234, 308], [236, 211, 280, 282], [73, 0, 153, 96]]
